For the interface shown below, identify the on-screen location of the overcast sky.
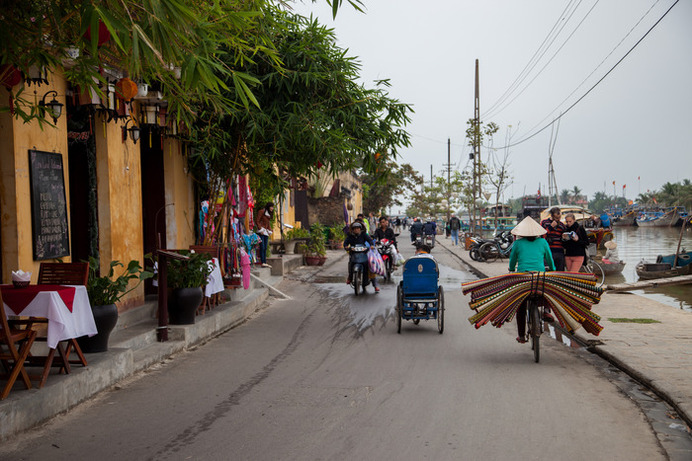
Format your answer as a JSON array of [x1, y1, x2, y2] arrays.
[[293, 0, 692, 210]]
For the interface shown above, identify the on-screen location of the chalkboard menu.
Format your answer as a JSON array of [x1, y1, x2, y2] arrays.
[[28, 150, 70, 260]]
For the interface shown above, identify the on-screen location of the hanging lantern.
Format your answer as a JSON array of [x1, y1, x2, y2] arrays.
[[83, 20, 111, 47], [0, 64, 22, 89], [115, 77, 138, 102]]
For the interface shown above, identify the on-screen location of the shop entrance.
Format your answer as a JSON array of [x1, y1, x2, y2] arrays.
[[140, 126, 166, 294]]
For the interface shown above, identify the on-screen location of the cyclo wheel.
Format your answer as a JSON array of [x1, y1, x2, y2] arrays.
[[529, 299, 541, 363], [354, 270, 361, 296], [396, 284, 402, 334], [437, 286, 444, 334], [479, 242, 499, 262]]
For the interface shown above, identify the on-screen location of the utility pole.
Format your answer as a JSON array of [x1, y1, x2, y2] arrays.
[[472, 59, 481, 235], [446, 138, 451, 221]]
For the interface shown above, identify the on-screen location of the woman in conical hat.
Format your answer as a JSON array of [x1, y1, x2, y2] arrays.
[[508, 217, 556, 343]]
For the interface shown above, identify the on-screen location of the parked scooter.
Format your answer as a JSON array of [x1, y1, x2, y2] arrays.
[[468, 230, 513, 262], [348, 244, 370, 295], [478, 232, 515, 262]]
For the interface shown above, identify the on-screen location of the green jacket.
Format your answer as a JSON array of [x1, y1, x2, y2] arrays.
[[508, 237, 556, 272]]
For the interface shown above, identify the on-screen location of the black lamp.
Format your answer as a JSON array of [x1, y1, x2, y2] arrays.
[[39, 90, 63, 123], [123, 118, 141, 144]]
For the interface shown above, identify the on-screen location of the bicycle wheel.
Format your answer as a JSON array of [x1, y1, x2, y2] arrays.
[[396, 284, 402, 334], [580, 261, 605, 288], [529, 300, 541, 363], [479, 242, 499, 262], [437, 286, 445, 334]]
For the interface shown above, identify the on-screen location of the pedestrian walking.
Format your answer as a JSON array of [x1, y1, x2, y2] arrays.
[[449, 213, 461, 246]]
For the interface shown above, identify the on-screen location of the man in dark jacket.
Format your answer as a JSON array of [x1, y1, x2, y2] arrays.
[[540, 207, 566, 271], [409, 218, 424, 243], [423, 218, 437, 246], [344, 221, 374, 285]]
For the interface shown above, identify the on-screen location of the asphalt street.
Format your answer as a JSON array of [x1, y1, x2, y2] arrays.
[[0, 239, 665, 460]]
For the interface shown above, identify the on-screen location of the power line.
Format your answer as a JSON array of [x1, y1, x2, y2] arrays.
[[486, 0, 600, 120], [493, 0, 679, 150], [485, 0, 583, 117]]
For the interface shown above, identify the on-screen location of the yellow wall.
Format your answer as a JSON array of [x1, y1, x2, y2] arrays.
[[0, 76, 69, 283], [163, 139, 195, 249], [94, 111, 146, 309]]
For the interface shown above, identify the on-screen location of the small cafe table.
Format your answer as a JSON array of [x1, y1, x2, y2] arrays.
[[1, 284, 97, 386]]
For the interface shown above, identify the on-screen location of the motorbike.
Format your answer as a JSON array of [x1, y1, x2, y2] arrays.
[[376, 238, 397, 282], [411, 232, 423, 247], [424, 233, 435, 248], [347, 244, 370, 295], [478, 232, 515, 262], [468, 230, 513, 262]]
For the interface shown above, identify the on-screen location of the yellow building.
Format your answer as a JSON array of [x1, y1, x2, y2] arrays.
[[0, 70, 196, 311]]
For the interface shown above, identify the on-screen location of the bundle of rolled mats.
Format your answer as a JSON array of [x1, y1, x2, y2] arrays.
[[462, 271, 604, 336]]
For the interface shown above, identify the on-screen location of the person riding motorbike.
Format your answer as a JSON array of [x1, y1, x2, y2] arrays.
[[409, 218, 424, 243], [344, 221, 374, 286], [423, 217, 437, 246], [374, 216, 397, 250]]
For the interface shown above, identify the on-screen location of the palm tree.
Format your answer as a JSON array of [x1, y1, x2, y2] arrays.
[[559, 189, 571, 204], [571, 186, 582, 204]]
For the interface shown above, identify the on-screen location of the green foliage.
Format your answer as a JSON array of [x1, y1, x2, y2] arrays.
[[361, 162, 422, 214], [301, 222, 327, 257], [188, 8, 412, 188], [285, 227, 311, 240], [1, 0, 280, 124], [329, 225, 346, 242], [86, 257, 153, 306], [166, 250, 212, 289]]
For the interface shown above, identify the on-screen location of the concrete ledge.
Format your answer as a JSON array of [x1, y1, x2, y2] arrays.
[[0, 275, 277, 441]]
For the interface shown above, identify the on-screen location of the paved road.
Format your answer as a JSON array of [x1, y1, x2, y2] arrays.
[[0, 241, 665, 460]]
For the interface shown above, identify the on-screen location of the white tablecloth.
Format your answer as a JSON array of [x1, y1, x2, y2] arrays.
[[3, 285, 97, 349], [205, 258, 225, 297]]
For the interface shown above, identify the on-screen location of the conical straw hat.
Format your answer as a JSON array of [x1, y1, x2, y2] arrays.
[[604, 240, 617, 249], [511, 216, 547, 237]]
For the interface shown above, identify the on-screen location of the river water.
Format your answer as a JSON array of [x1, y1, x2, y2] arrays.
[[608, 226, 692, 312]]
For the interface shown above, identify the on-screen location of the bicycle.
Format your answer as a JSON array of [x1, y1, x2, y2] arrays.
[[579, 246, 605, 288], [524, 295, 544, 363]]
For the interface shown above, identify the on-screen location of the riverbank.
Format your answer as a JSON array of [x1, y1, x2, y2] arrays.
[[436, 236, 692, 428]]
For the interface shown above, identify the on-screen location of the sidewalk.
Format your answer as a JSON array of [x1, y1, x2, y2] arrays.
[[435, 236, 692, 427], [0, 254, 309, 441]]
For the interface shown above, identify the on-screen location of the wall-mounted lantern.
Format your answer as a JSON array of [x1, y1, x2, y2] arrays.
[[39, 90, 63, 123], [123, 118, 140, 144]]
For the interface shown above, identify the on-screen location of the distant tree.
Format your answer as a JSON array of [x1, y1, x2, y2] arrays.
[[559, 189, 571, 204], [361, 162, 422, 215]]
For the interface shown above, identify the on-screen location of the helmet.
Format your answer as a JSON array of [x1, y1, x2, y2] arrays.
[[350, 222, 363, 230]]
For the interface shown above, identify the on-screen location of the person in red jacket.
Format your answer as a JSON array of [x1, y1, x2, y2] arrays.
[[540, 207, 566, 271]]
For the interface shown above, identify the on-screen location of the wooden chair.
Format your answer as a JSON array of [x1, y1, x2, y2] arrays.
[[1, 291, 37, 400], [23, 262, 90, 386], [38, 262, 89, 285], [189, 245, 221, 314]]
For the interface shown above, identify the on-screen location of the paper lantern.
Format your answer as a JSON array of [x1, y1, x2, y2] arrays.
[[0, 64, 22, 89], [115, 78, 138, 101], [83, 20, 111, 47]]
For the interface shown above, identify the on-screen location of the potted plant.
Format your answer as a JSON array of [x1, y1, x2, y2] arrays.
[[284, 227, 311, 255], [79, 257, 153, 352], [328, 225, 346, 250], [166, 250, 213, 325], [303, 222, 328, 266]]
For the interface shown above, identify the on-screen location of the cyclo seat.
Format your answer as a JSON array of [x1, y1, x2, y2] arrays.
[[402, 256, 439, 299]]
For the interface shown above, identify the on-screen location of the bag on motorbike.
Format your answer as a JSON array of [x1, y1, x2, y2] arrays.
[[394, 250, 405, 266], [368, 248, 386, 276]]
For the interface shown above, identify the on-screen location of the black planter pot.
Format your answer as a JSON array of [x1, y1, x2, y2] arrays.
[[77, 303, 119, 353], [168, 287, 203, 325]]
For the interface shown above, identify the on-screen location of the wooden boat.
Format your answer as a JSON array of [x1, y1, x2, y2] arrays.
[[592, 259, 626, 275], [635, 261, 692, 280], [657, 251, 692, 268], [637, 209, 680, 227], [612, 210, 637, 227]]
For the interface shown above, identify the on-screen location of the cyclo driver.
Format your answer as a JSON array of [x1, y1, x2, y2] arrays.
[[344, 221, 374, 285]]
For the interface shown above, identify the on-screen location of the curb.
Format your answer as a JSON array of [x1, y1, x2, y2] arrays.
[[0, 280, 277, 441]]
